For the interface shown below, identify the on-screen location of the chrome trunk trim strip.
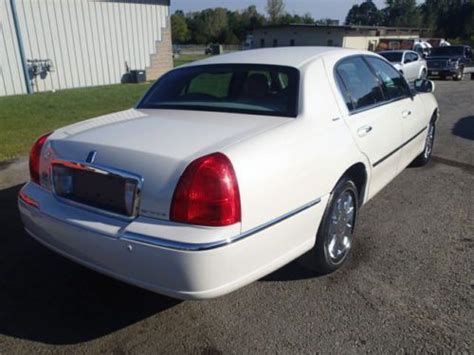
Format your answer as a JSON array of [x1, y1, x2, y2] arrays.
[[121, 197, 322, 251]]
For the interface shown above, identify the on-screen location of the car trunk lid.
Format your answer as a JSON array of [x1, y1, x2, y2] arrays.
[[48, 108, 291, 220]]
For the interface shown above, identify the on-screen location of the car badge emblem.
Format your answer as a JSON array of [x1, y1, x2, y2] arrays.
[[86, 150, 97, 164]]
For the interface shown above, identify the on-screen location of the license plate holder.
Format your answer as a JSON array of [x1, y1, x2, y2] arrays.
[[52, 162, 140, 217]]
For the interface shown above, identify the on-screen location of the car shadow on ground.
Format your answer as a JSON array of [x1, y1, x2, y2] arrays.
[[452, 116, 474, 140], [261, 258, 317, 282], [0, 184, 179, 345]]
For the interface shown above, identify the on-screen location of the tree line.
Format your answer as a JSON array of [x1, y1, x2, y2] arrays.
[[171, 0, 474, 45], [345, 0, 473, 40]]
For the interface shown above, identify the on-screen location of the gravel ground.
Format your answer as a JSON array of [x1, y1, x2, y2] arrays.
[[0, 79, 472, 354]]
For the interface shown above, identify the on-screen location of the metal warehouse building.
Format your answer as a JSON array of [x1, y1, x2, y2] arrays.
[[0, 0, 172, 96]]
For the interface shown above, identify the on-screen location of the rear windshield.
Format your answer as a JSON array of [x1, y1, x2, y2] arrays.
[[138, 64, 300, 117], [430, 46, 464, 56], [379, 52, 403, 63]]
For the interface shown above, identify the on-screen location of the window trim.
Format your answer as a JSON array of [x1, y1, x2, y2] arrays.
[[333, 54, 386, 115], [335, 71, 354, 111]]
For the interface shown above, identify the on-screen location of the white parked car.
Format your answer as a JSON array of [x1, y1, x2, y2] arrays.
[[379, 50, 428, 82], [19, 48, 439, 300]]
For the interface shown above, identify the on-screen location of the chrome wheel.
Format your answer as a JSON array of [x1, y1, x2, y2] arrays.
[[326, 191, 355, 264], [424, 123, 435, 159]]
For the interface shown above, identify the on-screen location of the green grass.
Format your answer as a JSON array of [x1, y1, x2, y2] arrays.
[[174, 54, 208, 67], [0, 54, 208, 162], [0, 83, 151, 161]]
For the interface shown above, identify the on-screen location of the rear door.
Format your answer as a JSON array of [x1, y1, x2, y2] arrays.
[[335, 56, 404, 198], [365, 56, 428, 171]]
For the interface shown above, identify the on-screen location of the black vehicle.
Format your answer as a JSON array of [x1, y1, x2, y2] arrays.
[[426, 45, 473, 81]]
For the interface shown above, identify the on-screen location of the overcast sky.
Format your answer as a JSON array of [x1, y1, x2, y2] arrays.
[[170, 0, 391, 22]]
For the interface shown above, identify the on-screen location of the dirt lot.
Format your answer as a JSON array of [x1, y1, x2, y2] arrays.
[[0, 79, 472, 354]]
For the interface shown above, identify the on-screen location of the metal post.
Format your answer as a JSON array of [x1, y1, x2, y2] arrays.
[[10, 0, 33, 94]]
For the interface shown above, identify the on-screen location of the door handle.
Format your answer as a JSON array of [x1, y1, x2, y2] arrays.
[[402, 110, 412, 118], [357, 125, 373, 137]]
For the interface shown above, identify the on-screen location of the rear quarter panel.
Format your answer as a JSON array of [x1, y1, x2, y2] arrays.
[[222, 58, 369, 234]]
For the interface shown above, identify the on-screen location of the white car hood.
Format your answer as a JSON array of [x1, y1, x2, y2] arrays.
[[48, 108, 291, 219]]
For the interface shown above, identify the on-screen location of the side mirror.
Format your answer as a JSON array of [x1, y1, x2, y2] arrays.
[[414, 79, 435, 93]]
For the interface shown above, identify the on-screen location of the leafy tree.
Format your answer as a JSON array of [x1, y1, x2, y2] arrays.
[[316, 18, 339, 26], [419, 0, 444, 31], [230, 6, 266, 40], [279, 12, 316, 25], [171, 11, 189, 43], [185, 8, 229, 44], [417, 0, 473, 40], [266, 0, 286, 23], [345, 0, 384, 26], [383, 0, 420, 27], [301, 13, 316, 24], [434, 0, 473, 39]]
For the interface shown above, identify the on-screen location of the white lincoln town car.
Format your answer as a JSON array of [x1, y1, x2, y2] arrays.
[[19, 48, 438, 299]]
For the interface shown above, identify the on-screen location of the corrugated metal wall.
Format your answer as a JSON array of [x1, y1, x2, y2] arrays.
[[0, 0, 169, 96]]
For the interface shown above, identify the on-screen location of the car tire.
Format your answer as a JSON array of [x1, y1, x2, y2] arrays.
[[411, 121, 436, 167], [453, 67, 464, 81], [310, 177, 359, 275]]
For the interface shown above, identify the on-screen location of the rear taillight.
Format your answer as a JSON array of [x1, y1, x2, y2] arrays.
[[170, 153, 241, 227], [29, 132, 52, 184]]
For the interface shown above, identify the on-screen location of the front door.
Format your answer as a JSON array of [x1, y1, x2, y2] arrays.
[[364, 56, 428, 172]]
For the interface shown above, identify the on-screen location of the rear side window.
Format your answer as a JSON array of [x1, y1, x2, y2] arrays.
[[335, 56, 384, 112], [365, 56, 410, 101]]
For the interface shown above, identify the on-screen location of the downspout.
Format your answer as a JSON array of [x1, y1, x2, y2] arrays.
[[10, 0, 33, 94]]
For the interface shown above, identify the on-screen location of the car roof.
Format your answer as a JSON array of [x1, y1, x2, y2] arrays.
[[183, 47, 369, 69]]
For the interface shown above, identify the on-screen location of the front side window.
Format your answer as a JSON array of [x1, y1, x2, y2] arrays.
[[404, 52, 418, 63], [335, 56, 384, 112], [138, 64, 300, 117], [365, 56, 409, 101]]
